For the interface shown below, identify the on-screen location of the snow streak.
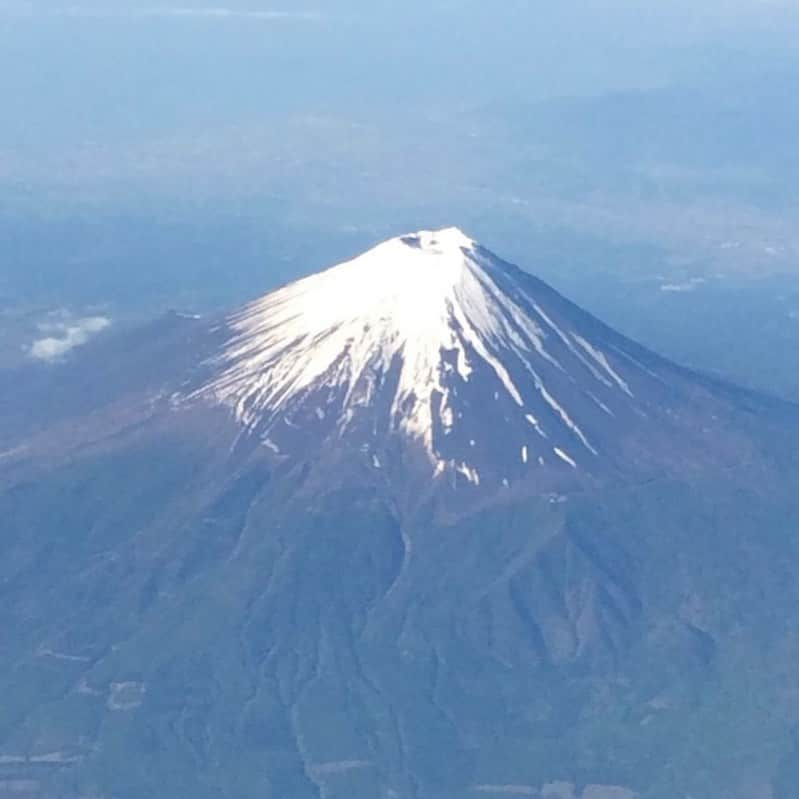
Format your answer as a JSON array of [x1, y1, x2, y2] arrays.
[[194, 227, 639, 477]]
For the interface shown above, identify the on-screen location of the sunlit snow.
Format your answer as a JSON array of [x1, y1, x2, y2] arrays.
[[193, 227, 641, 478]]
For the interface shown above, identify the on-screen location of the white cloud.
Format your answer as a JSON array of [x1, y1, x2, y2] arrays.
[[29, 316, 111, 361]]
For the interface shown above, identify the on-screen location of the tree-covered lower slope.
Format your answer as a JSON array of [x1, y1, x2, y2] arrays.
[[2, 419, 799, 799]]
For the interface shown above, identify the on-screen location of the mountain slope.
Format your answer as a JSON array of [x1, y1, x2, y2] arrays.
[[1, 230, 799, 799]]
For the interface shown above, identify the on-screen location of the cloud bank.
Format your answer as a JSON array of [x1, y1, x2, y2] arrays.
[[29, 316, 111, 361]]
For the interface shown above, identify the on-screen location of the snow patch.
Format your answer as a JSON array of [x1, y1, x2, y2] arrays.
[[553, 448, 577, 469], [571, 334, 633, 397], [455, 462, 481, 485], [525, 413, 548, 439]]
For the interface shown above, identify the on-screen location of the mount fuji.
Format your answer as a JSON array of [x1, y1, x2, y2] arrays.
[[1, 229, 799, 799], [175, 227, 755, 502]]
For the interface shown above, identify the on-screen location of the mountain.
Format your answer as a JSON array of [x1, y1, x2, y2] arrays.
[[181, 227, 756, 501], [1, 229, 799, 799]]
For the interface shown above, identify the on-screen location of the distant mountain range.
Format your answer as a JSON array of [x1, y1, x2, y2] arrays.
[[1, 230, 799, 799]]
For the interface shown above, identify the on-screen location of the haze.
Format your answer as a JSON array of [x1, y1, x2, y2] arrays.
[[2, 0, 799, 395]]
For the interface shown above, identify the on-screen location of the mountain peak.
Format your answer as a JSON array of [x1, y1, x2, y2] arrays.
[[193, 229, 545, 461], [188, 230, 744, 492], [331, 226, 481, 303]]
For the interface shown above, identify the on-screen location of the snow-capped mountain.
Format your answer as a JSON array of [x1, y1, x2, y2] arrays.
[[2, 228, 799, 799], [185, 227, 750, 492]]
